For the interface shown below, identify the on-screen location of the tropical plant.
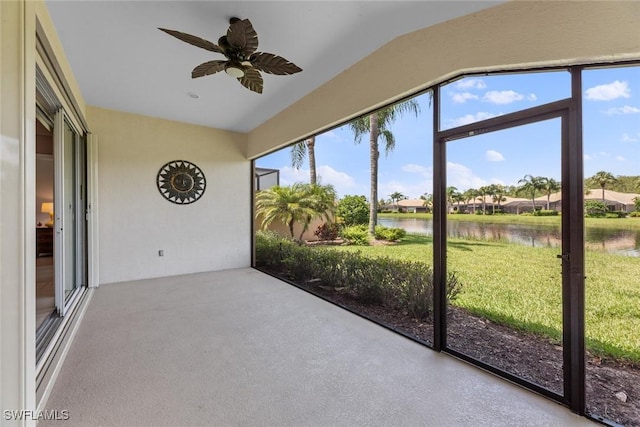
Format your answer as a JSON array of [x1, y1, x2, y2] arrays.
[[540, 177, 561, 210], [591, 171, 617, 202], [336, 195, 369, 226], [348, 99, 420, 235], [374, 225, 407, 241], [255, 183, 336, 240], [340, 225, 370, 245], [290, 137, 317, 185], [633, 196, 640, 212], [517, 174, 545, 212]]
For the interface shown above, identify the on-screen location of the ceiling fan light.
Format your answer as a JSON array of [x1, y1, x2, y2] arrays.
[[225, 63, 245, 78]]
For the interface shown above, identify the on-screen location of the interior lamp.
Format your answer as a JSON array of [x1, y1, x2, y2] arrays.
[[41, 202, 54, 227], [224, 62, 245, 78]]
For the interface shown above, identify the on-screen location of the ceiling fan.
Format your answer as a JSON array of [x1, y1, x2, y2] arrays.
[[159, 18, 302, 94]]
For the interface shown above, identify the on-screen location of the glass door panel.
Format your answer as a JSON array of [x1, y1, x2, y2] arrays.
[[54, 111, 85, 316], [63, 120, 77, 301], [445, 118, 564, 395]]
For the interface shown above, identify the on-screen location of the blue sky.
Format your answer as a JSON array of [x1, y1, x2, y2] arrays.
[[257, 65, 639, 199]]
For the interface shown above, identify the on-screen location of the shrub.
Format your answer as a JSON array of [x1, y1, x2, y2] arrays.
[[630, 211, 640, 217], [374, 225, 407, 241], [605, 211, 627, 219], [255, 232, 461, 320], [314, 222, 340, 241], [584, 200, 608, 218], [340, 225, 369, 245], [336, 195, 369, 226], [533, 209, 559, 216]]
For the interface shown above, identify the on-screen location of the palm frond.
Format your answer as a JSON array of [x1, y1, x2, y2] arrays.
[[290, 142, 307, 169]]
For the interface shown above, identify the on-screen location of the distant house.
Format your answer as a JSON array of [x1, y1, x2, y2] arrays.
[[396, 198, 430, 213], [498, 189, 640, 214], [584, 189, 639, 213], [501, 196, 543, 214]]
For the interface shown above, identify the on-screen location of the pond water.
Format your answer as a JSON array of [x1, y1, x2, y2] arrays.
[[378, 217, 640, 257]]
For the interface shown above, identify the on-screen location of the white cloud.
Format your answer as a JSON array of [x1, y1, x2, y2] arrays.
[[483, 90, 526, 104], [446, 162, 487, 190], [451, 92, 479, 103], [279, 166, 309, 185], [599, 151, 610, 157], [449, 111, 498, 127], [279, 165, 358, 197], [321, 130, 345, 142], [616, 156, 626, 161], [377, 164, 435, 198], [379, 179, 433, 200], [455, 78, 487, 90], [528, 93, 537, 101], [485, 150, 505, 162], [604, 105, 640, 115], [401, 163, 432, 178], [585, 80, 631, 101], [622, 133, 639, 143]]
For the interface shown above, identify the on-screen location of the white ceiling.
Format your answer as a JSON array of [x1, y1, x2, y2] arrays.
[[45, 1, 502, 133]]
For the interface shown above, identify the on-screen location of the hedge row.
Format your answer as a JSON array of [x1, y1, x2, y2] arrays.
[[255, 232, 460, 320]]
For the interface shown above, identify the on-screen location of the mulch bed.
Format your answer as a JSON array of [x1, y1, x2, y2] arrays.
[[285, 278, 640, 426]]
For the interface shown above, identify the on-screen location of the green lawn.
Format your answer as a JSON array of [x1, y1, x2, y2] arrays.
[[379, 212, 640, 230], [331, 233, 640, 362]]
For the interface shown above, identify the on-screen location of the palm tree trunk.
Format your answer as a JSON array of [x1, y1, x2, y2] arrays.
[[307, 137, 317, 186], [601, 186, 605, 202], [546, 194, 551, 210], [288, 218, 295, 239], [369, 113, 379, 237]]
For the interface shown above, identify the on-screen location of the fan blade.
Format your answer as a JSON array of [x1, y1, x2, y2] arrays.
[[192, 60, 227, 78], [238, 68, 263, 94], [249, 52, 302, 75], [159, 28, 223, 54], [226, 19, 259, 56]]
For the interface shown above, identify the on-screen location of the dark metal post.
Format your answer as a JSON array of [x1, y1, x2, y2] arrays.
[[563, 66, 586, 413], [433, 88, 447, 351]]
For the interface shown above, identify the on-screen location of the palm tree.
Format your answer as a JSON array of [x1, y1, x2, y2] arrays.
[[389, 191, 406, 211], [420, 193, 433, 213], [445, 186, 459, 213], [452, 192, 465, 213], [349, 100, 420, 235], [592, 171, 616, 202], [490, 184, 506, 214], [541, 177, 561, 210], [290, 137, 317, 185], [255, 183, 336, 240], [517, 174, 545, 212], [463, 189, 478, 214], [477, 186, 490, 214]]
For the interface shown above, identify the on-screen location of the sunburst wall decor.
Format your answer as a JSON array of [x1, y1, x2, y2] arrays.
[[157, 160, 206, 204]]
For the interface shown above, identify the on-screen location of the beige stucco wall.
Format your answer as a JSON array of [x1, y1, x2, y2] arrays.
[[247, 1, 640, 158], [88, 106, 250, 284], [255, 215, 325, 242]]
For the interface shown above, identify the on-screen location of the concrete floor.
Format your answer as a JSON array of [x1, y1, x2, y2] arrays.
[[41, 268, 594, 426]]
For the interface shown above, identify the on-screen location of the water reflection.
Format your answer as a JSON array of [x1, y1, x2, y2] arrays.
[[378, 217, 640, 257]]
